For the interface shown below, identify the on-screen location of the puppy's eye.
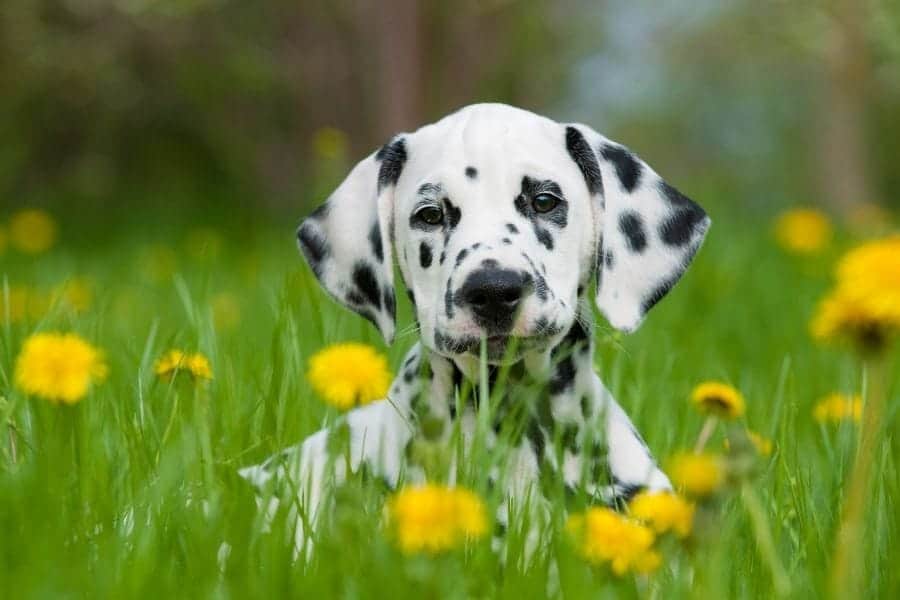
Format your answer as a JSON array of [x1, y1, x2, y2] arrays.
[[532, 193, 560, 213], [415, 205, 444, 226]]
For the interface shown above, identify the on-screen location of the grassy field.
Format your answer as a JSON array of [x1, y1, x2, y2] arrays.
[[1, 202, 897, 599]]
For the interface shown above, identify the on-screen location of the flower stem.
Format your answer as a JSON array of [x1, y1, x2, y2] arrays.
[[693, 416, 717, 453], [829, 355, 888, 598], [741, 482, 791, 597]]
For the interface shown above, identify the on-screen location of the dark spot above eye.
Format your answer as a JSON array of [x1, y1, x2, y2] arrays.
[[600, 143, 642, 192], [506, 223, 519, 234], [419, 242, 433, 269], [418, 182, 442, 197], [619, 211, 647, 253], [465, 166, 478, 179]]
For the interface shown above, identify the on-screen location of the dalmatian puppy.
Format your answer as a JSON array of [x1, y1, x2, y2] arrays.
[[240, 103, 709, 551]]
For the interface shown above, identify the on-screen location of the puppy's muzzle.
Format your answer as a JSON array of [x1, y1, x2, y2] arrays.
[[457, 268, 530, 332]]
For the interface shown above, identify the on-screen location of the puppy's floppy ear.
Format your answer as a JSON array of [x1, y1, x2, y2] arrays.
[[296, 135, 408, 343], [565, 124, 710, 332]]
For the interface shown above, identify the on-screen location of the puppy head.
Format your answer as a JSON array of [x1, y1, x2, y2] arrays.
[[298, 104, 710, 362]]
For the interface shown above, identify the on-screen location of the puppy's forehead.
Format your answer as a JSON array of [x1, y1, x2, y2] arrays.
[[399, 104, 576, 197]]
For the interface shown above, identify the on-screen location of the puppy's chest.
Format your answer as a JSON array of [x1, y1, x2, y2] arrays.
[[402, 365, 602, 488]]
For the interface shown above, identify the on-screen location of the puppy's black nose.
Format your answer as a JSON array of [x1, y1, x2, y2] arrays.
[[458, 268, 528, 328]]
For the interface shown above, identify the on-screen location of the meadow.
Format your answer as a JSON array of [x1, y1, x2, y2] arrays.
[[0, 200, 897, 599]]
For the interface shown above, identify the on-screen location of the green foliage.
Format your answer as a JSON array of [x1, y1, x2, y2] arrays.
[[0, 203, 897, 597]]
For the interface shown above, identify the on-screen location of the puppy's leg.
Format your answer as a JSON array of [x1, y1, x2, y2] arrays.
[[595, 378, 671, 499], [239, 345, 422, 553]]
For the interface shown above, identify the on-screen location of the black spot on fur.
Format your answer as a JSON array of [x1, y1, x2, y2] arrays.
[[352, 261, 382, 310], [439, 251, 446, 265], [506, 223, 519, 234], [445, 199, 461, 230], [561, 425, 580, 453], [658, 190, 708, 246], [368, 223, 383, 262], [419, 242, 433, 269], [550, 355, 576, 395], [501, 237, 511, 245], [455, 248, 469, 267], [600, 143, 642, 192], [465, 166, 478, 179], [445, 278, 455, 318], [376, 137, 407, 192], [297, 223, 329, 277], [619, 211, 647, 253], [406, 289, 416, 306], [604, 248, 614, 269], [346, 291, 366, 306], [580, 396, 593, 418], [383, 288, 396, 321], [535, 227, 554, 250], [565, 126, 604, 196], [611, 478, 645, 507], [527, 420, 546, 459]]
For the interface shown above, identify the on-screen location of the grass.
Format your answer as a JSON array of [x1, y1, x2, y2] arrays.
[[0, 204, 897, 598]]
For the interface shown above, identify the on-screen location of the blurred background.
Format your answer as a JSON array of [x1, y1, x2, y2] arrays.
[[2, 0, 899, 227]]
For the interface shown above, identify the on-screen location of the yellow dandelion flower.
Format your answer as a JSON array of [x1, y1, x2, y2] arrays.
[[155, 350, 213, 382], [386, 484, 487, 554], [667, 452, 725, 498], [567, 507, 661, 575], [773, 208, 832, 255], [629, 491, 695, 538], [813, 393, 862, 424], [747, 430, 774, 456], [14, 332, 107, 404], [691, 381, 745, 419], [9, 209, 58, 254], [811, 236, 900, 351], [307, 343, 391, 411]]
